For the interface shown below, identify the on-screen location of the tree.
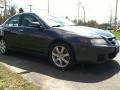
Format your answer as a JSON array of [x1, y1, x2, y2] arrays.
[[66, 16, 69, 19], [0, 14, 3, 24], [118, 20, 120, 29], [8, 6, 16, 16], [73, 19, 77, 25], [19, 8, 24, 13], [0, 0, 4, 3], [98, 23, 109, 30], [73, 19, 84, 25], [0, 0, 4, 23], [78, 19, 84, 25], [86, 20, 98, 28]]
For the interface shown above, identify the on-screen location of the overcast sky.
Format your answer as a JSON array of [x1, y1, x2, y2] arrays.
[[8, 0, 120, 23]]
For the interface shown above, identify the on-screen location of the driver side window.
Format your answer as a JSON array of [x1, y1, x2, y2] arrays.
[[22, 15, 39, 27]]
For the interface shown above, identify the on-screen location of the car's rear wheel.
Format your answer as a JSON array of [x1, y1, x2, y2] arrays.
[[0, 39, 8, 55], [50, 42, 75, 69]]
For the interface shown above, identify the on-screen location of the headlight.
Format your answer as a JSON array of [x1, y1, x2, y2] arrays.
[[91, 39, 108, 46]]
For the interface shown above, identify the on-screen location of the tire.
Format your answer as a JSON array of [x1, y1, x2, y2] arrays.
[[0, 39, 9, 55], [50, 42, 75, 69]]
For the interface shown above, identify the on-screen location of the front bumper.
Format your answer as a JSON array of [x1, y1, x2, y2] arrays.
[[73, 44, 119, 64]]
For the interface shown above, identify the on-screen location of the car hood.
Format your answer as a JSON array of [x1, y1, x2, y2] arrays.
[[56, 26, 115, 38]]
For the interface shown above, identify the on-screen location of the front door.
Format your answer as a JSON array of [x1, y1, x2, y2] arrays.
[[18, 14, 48, 53]]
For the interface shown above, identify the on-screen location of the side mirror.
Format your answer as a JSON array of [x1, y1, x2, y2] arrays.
[[29, 22, 44, 29]]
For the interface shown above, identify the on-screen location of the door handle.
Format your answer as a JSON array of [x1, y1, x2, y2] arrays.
[[18, 29, 24, 32]]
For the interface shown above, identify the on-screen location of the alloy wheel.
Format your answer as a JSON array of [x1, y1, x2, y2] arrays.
[[0, 39, 7, 54], [52, 45, 70, 68]]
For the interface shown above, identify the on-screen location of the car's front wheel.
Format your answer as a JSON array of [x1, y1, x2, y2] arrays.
[[50, 42, 75, 69], [0, 39, 8, 55]]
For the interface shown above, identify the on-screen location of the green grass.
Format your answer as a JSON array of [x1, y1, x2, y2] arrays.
[[112, 31, 120, 40], [0, 63, 39, 90]]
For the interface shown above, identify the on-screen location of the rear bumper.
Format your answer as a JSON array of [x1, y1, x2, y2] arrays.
[[73, 44, 119, 63]]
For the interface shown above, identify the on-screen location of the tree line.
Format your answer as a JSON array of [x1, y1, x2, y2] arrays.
[[0, 0, 24, 24], [72, 19, 111, 30]]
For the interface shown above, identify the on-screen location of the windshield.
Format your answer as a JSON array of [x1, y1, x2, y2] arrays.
[[39, 15, 75, 27]]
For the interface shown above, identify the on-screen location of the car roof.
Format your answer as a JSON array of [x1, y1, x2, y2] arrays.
[[15, 12, 36, 16]]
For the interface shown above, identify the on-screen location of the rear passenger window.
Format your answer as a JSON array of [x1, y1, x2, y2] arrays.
[[6, 15, 20, 27]]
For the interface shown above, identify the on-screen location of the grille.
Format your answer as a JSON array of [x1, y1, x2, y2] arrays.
[[107, 37, 116, 45]]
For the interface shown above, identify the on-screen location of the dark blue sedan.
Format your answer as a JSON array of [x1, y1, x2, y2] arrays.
[[0, 13, 119, 69]]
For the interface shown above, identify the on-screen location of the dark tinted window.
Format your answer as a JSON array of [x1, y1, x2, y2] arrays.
[[6, 15, 20, 27], [22, 15, 39, 27]]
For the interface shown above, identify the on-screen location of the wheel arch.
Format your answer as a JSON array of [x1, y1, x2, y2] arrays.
[[0, 36, 4, 40], [48, 39, 76, 61]]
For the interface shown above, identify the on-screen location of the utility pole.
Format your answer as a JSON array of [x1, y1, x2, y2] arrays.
[[48, 0, 49, 13], [28, 4, 32, 12], [4, 0, 7, 20], [82, 6, 85, 24], [78, 1, 80, 24], [115, 0, 118, 31], [0, 6, 4, 16], [110, 9, 113, 31], [78, 0, 86, 24]]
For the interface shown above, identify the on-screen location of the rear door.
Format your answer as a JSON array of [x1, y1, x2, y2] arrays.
[[4, 15, 22, 48]]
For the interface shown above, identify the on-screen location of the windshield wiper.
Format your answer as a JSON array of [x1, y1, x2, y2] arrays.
[[52, 25, 62, 27]]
